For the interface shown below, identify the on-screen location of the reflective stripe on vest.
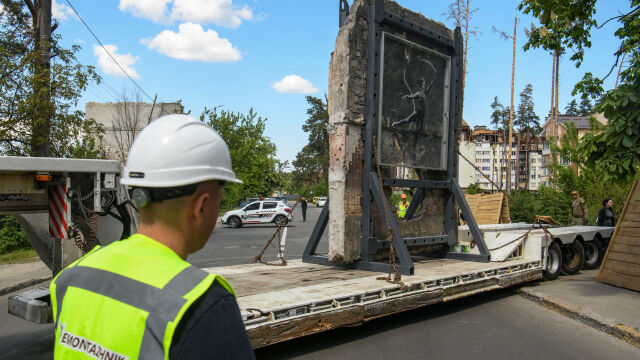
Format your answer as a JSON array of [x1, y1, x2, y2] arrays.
[[53, 264, 207, 359]]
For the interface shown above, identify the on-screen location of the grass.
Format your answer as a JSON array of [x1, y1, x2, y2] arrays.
[[0, 248, 39, 265]]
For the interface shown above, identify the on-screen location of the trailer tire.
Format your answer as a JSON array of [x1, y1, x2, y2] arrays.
[[227, 216, 242, 228], [543, 241, 562, 281], [561, 241, 585, 275], [583, 238, 604, 270]]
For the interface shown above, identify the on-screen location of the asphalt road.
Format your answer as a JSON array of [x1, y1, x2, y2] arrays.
[[188, 204, 328, 268], [1, 204, 638, 359]]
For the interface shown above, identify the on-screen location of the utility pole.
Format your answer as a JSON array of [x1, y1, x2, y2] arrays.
[[27, 0, 52, 157]]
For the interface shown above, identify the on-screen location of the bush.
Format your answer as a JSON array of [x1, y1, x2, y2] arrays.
[[0, 216, 30, 255]]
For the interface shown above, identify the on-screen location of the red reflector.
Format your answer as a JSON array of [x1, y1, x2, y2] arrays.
[[36, 174, 52, 182], [284, 208, 290, 213]]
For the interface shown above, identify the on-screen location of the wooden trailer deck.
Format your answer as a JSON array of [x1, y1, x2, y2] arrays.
[[205, 257, 542, 348]]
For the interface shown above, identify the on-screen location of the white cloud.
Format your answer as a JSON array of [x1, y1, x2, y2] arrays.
[[52, 0, 75, 20], [172, 0, 253, 28], [141, 22, 241, 62], [93, 44, 140, 79], [118, 0, 254, 27], [271, 75, 318, 94], [118, 0, 171, 23]]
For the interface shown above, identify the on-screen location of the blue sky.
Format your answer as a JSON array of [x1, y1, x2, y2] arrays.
[[52, 0, 631, 165]]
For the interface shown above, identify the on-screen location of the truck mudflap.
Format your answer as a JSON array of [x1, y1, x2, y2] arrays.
[[8, 287, 52, 324], [208, 258, 542, 348]]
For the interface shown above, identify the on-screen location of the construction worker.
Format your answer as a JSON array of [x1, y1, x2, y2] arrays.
[[571, 190, 588, 226], [50, 115, 255, 359], [398, 193, 409, 219]]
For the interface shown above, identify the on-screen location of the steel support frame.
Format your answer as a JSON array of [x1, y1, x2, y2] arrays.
[[302, 0, 489, 273]]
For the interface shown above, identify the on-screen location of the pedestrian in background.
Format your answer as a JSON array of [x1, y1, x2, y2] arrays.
[[300, 195, 307, 221], [570, 190, 588, 225], [597, 198, 615, 227], [398, 194, 408, 219]]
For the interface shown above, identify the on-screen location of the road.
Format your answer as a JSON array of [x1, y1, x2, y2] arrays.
[[1, 205, 639, 359]]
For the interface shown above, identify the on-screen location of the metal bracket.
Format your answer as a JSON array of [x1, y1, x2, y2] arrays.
[[339, 0, 350, 28]]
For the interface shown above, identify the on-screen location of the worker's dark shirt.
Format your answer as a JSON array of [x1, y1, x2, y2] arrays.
[[170, 284, 255, 359]]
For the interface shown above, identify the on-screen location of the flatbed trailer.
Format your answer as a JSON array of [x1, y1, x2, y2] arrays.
[[200, 224, 613, 348]]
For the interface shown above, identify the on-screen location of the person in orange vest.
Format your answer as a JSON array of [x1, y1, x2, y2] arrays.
[[398, 194, 409, 219]]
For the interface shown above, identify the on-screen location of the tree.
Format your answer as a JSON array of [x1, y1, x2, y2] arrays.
[[565, 99, 579, 115], [578, 97, 593, 116], [0, 1, 104, 158], [110, 88, 146, 162], [201, 108, 279, 210], [445, 0, 478, 109], [490, 96, 509, 131], [515, 84, 540, 190], [292, 96, 329, 191], [492, 17, 518, 193], [518, 0, 640, 181], [516, 84, 541, 135]]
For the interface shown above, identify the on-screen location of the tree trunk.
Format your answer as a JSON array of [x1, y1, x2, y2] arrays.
[[30, 0, 52, 157], [506, 17, 517, 194], [550, 51, 556, 138]]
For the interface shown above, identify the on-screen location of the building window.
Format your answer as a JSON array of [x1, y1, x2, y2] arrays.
[[483, 159, 490, 163], [531, 158, 536, 163], [560, 156, 571, 166]]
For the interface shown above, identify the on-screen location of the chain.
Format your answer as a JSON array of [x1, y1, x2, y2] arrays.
[[252, 196, 307, 266], [372, 136, 405, 289]]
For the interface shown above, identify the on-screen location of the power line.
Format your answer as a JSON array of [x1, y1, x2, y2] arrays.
[[64, 0, 154, 102]]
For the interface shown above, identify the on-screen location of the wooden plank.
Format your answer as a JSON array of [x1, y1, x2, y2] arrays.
[[601, 260, 640, 277], [624, 212, 640, 222], [616, 228, 640, 239], [598, 269, 640, 292], [606, 251, 640, 265], [599, 179, 639, 288], [618, 220, 640, 229], [611, 243, 640, 256]]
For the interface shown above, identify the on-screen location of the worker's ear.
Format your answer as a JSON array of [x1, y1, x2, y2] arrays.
[[192, 191, 210, 221]]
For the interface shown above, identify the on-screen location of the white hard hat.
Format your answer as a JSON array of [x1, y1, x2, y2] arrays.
[[121, 114, 241, 188]]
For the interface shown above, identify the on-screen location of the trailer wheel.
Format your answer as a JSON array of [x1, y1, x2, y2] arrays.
[[227, 216, 242, 228], [583, 238, 604, 270], [543, 241, 562, 281], [561, 241, 585, 275]]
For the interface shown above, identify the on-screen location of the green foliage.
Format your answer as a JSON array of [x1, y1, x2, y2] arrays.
[[578, 84, 640, 181], [467, 183, 483, 194], [0, 216, 30, 255], [490, 96, 511, 131], [565, 99, 579, 115], [293, 96, 329, 191], [578, 97, 594, 116], [520, 0, 640, 181], [0, 1, 104, 158], [509, 187, 571, 224], [518, 0, 598, 65], [543, 122, 634, 224], [516, 84, 541, 134], [201, 108, 279, 210]]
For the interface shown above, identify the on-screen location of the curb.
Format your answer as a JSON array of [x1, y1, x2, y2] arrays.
[[518, 288, 640, 349], [0, 276, 51, 297]]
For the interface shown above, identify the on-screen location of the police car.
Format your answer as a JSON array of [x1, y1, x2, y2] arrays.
[[221, 200, 293, 228]]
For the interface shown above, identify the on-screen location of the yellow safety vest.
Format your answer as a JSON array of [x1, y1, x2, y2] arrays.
[[398, 201, 408, 218], [50, 234, 234, 360]]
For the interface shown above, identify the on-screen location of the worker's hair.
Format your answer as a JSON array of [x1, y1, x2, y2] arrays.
[[603, 198, 612, 206]]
